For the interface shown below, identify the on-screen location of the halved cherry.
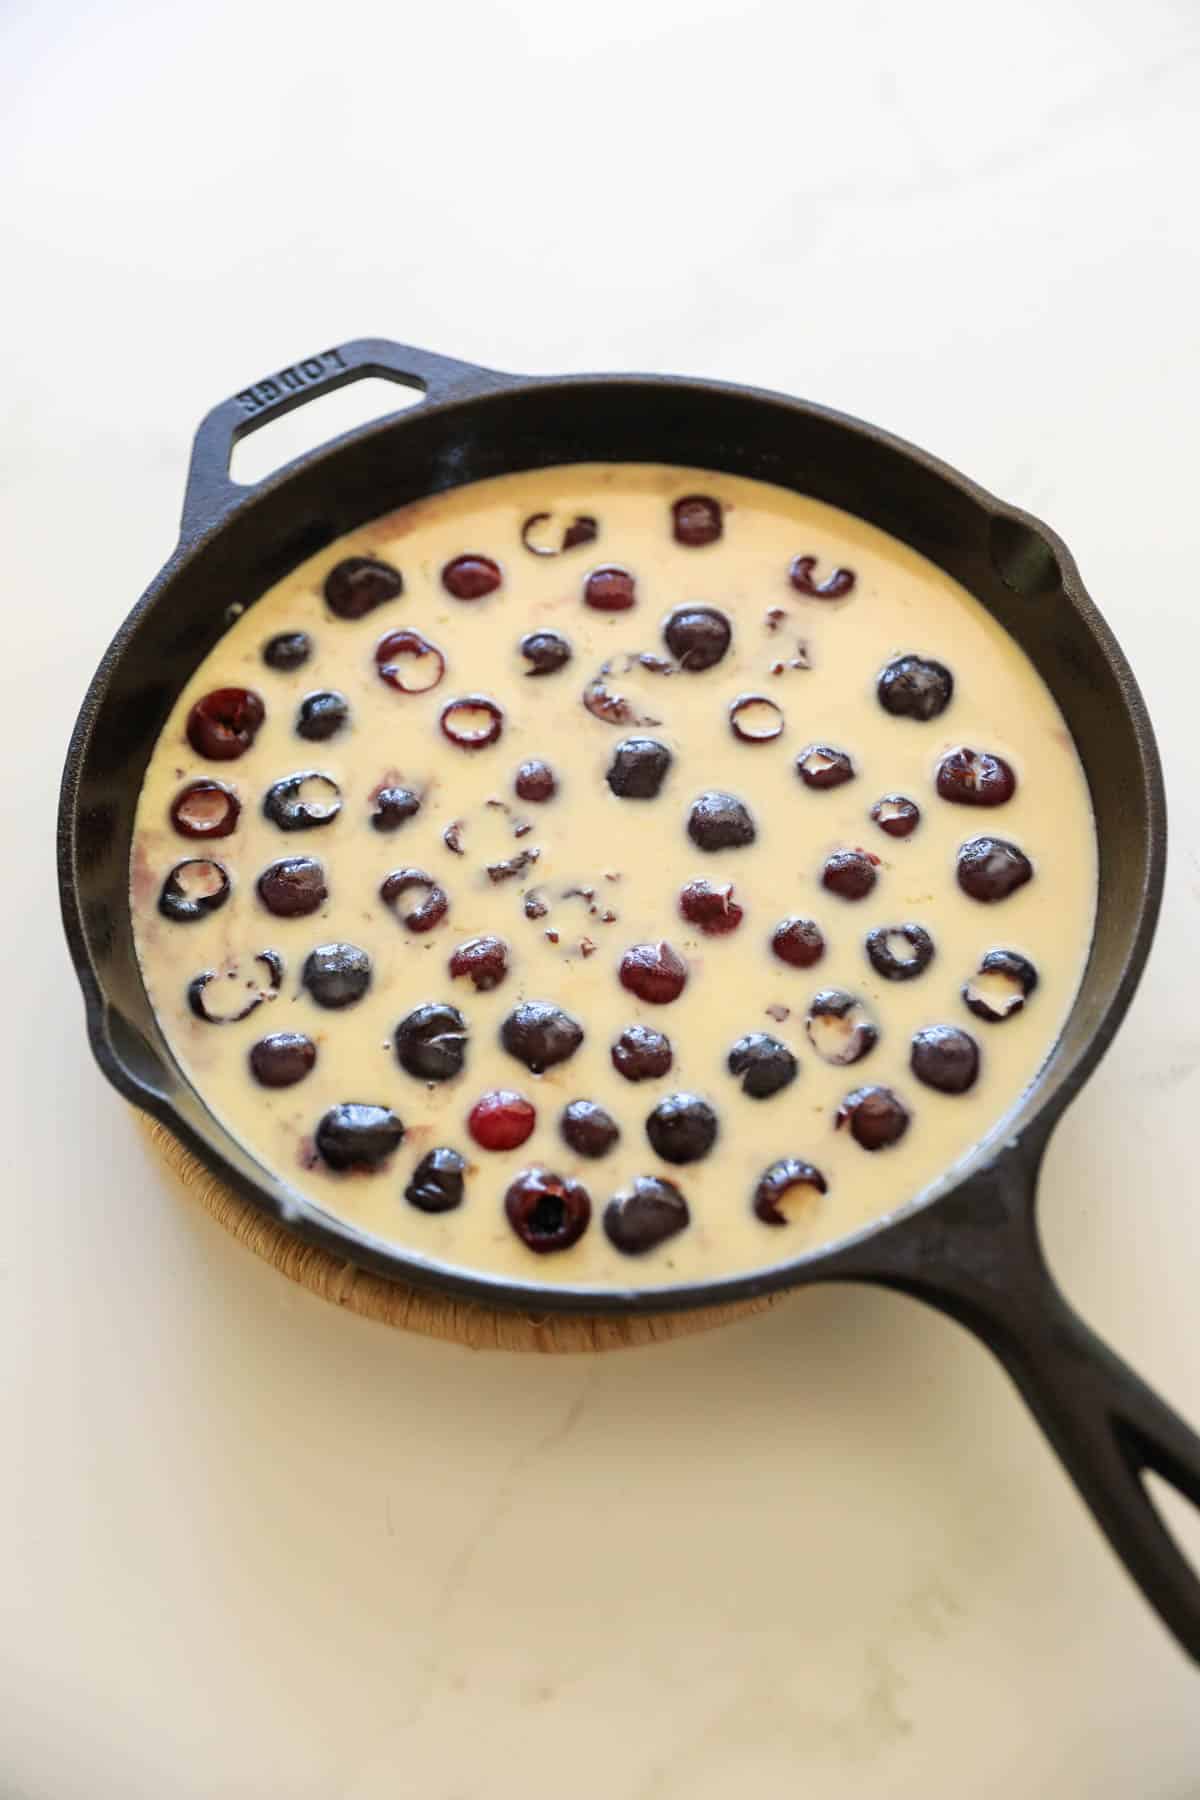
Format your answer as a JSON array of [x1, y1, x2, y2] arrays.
[[789, 555, 855, 599], [753, 1158, 827, 1225], [187, 950, 282, 1023], [375, 630, 446, 693], [583, 566, 636, 611], [380, 868, 449, 933], [440, 695, 504, 749], [170, 780, 240, 839], [729, 695, 784, 742], [521, 513, 597, 556], [186, 687, 265, 760]]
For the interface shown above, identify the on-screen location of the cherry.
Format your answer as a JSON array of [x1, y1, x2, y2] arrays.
[[877, 655, 953, 721], [442, 554, 501, 599], [805, 990, 877, 1066], [395, 1003, 468, 1081], [606, 738, 672, 799], [500, 1002, 584, 1073], [257, 856, 327, 918], [866, 923, 934, 981], [375, 630, 446, 693], [405, 1148, 466, 1213], [584, 566, 636, 611], [729, 696, 783, 742], [910, 1025, 980, 1093], [604, 1176, 690, 1254], [687, 791, 756, 851], [324, 556, 402, 619], [963, 949, 1038, 1022], [821, 849, 878, 900], [158, 858, 230, 922], [645, 1093, 718, 1164], [679, 879, 743, 935], [753, 1159, 827, 1226], [727, 1033, 797, 1098], [520, 630, 572, 676], [448, 935, 509, 991], [296, 691, 349, 741], [663, 605, 731, 670], [957, 837, 1033, 901], [936, 747, 1017, 807], [561, 1100, 620, 1158], [440, 696, 504, 749], [504, 1168, 591, 1253], [835, 1086, 910, 1150], [521, 513, 597, 556], [771, 917, 825, 968], [789, 555, 855, 599], [515, 759, 557, 802], [619, 941, 688, 1004], [249, 1032, 317, 1088], [186, 687, 265, 760], [301, 942, 371, 1009], [611, 1024, 672, 1082], [468, 1090, 536, 1151], [188, 951, 282, 1023], [370, 785, 421, 832], [380, 869, 449, 933], [671, 495, 723, 547], [314, 1103, 404, 1170], [262, 630, 312, 671], [797, 745, 855, 790], [262, 772, 341, 831], [170, 780, 240, 839], [870, 795, 920, 838]]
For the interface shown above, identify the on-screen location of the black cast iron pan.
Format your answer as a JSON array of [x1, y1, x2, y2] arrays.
[[59, 337, 1200, 1659]]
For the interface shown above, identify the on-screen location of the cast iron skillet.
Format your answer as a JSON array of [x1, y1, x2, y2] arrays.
[[60, 337, 1200, 1659]]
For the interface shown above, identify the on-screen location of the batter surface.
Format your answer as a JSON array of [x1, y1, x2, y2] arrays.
[[130, 463, 1097, 1291]]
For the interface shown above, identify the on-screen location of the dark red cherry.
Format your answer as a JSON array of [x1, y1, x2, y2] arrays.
[[158, 858, 230, 922], [835, 1086, 910, 1150], [936, 747, 1017, 806], [583, 566, 636, 611], [671, 495, 723, 547], [257, 856, 327, 918], [771, 917, 825, 968], [957, 837, 1033, 901], [561, 1100, 620, 1159], [500, 1002, 584, 1073], [611, 1024, 673, 1082], [871, 795, 920, 838], [619, 942, 688, 1004], [604, 1176, 690, 1254], [663, 605, 731, 670], [679, 879, 743, 936], [877, 655, 953, 720], [504, 1168, 591, 1252], [821, 849, 878, 900], [448, 935, 509, 991], [314, 1103, 404, 1170], [186, 687, 265, 761], [910, 1025, 980, 1093], [249, 1032, 317, 1088], [324, 556, 402, 619], [515, 759, 557, 802], [442, 554, 501, 599], [797, 745, 855, 790]]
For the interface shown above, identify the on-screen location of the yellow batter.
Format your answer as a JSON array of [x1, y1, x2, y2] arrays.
[[129, 464, 1096, 1291]]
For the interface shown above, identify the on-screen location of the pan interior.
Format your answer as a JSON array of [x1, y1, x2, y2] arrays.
[[121, 456, 1097, 1296]]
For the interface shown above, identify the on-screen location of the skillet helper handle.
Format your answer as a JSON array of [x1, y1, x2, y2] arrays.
[[849, 1141, 1200, 1662], [180, 338, 503, 538]]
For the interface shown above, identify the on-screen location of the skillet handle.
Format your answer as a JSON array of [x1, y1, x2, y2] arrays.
[[180, 338, 506, 539], [842, 1140, 1200, 1662]]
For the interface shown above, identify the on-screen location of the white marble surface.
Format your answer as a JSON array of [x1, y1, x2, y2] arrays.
[[5, 0, 1200, 1792]]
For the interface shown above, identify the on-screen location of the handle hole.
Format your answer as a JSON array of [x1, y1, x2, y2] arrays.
[[230, 377, 424, 486], [1144, 1471, 1200, 1567]]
